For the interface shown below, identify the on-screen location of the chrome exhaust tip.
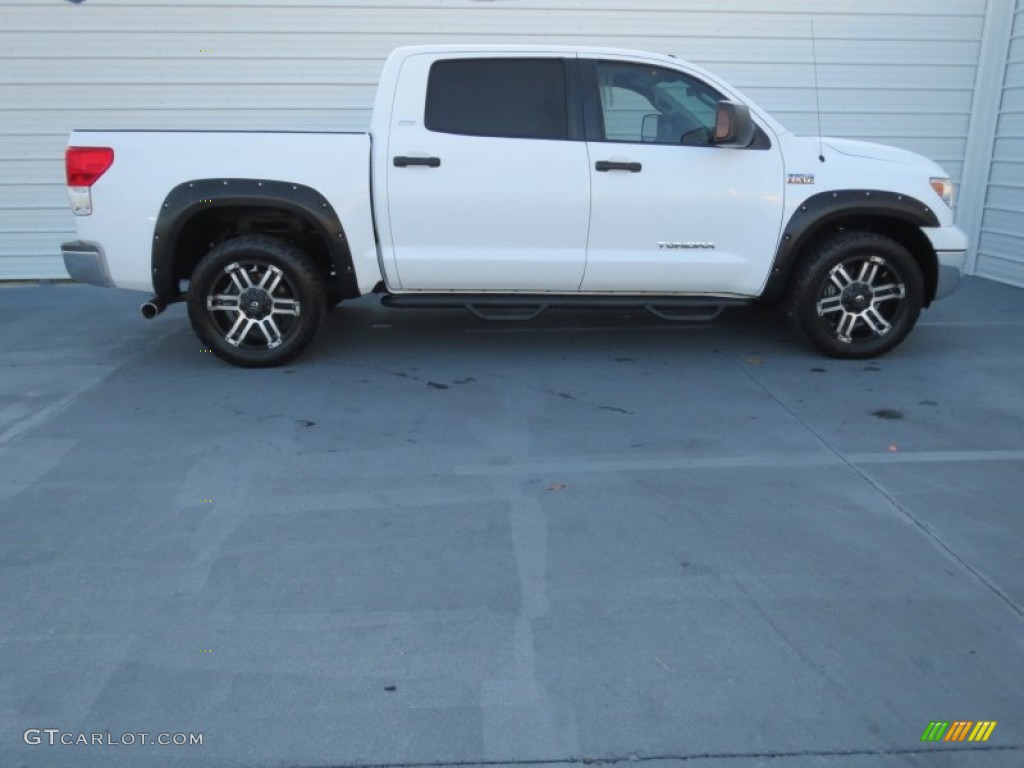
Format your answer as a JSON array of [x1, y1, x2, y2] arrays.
[[140, 297, 167, 319]]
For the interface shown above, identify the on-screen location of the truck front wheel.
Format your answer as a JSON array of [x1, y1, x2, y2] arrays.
[[187, 235, 326, 367], [786, 231, 925, 359]]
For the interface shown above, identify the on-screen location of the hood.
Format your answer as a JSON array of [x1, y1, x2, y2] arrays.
[[821, 138, 943, 173]]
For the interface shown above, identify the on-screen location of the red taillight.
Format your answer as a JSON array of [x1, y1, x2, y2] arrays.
[[66, 146, 114, 187]]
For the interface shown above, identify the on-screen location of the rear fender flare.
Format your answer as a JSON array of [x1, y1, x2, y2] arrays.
[[151, 178, 352, 299]]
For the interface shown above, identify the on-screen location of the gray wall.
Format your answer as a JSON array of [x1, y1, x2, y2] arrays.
[[0, 0, 993, 280], [977, 0, 1024, 286]]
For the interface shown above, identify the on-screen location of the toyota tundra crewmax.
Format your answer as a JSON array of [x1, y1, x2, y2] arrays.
[[61, 45, 967, 367]]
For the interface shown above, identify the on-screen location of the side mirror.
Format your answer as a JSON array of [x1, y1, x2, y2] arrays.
[[714, 101, 755, 148]]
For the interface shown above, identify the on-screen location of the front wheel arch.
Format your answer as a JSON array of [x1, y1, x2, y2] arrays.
[[762, 191, 941, 306]]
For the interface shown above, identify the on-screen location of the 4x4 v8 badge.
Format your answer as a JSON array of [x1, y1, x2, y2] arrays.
[[788, 173, 816, 184]]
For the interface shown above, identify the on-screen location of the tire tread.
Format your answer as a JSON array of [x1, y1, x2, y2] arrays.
[[784, 230, 923, 359], [187, 235, 326, 368]]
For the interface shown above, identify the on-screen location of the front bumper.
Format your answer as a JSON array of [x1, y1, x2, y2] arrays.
[[61, 241, 113, 288], [924, 226, 968, 301], [935, 250, 965, 300]]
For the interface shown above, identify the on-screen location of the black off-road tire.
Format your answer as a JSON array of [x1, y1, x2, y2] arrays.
[[187, 235, 326, 368], [785, 231, 925, 359]]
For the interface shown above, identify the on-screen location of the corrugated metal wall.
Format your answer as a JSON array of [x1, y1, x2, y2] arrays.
[[976, 0, 1024, 286], [0, 0, 988, 280]]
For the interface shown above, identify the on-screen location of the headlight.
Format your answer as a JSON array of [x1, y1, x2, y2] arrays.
[[930, 177, 954, 208]]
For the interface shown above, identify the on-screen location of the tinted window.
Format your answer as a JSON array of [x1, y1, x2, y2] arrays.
[[595, 61, 723, 146], [426, 58, 569, 140]]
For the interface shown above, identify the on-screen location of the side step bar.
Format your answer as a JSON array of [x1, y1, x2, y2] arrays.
[[379, 293, 751, 322]]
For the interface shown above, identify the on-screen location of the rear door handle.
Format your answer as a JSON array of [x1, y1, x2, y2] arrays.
[[394, 156, 441, 168], [595, 160, 642, 173]]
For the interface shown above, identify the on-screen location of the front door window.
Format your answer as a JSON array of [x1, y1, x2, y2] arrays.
[[595, 61, 723, 147]]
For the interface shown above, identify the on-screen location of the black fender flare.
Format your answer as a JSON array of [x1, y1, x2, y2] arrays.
[[761, 189, 940, 303], [151, 178, 353, 299]]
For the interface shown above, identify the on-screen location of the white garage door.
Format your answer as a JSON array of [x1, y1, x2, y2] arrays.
[[0, 0, 988, 280], [976, 1, 1024, 287]]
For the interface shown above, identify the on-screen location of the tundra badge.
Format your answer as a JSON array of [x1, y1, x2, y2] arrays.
[[658, 242, 716, 250]]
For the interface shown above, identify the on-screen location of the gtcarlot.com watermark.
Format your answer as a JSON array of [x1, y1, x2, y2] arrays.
[[24, 728, 203, 747]]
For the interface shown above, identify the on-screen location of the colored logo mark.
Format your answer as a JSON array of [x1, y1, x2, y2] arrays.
[[921, 721, 997, 742]]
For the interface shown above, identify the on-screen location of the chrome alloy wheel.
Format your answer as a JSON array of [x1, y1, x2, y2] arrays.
[[206, 261, 302, 349], [815, 255, 907, 344]]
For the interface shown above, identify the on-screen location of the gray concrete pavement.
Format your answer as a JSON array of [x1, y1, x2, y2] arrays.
[[1, 277, 1022, 768]]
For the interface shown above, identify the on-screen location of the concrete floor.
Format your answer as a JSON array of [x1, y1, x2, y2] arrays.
[[0, 277, 1022, 768]]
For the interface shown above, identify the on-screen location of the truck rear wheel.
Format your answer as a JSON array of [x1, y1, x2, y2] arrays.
[[187, 235, 326, 367], [786, 231, 924, 359]]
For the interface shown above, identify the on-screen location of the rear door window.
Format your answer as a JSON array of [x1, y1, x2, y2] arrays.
[[425, 58, 570, 140]]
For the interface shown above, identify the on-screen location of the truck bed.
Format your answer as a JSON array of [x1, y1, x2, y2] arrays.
[[68, 130, 378, 294]]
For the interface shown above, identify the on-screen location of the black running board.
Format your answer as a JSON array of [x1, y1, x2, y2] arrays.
[[379, 293, 751, 322]]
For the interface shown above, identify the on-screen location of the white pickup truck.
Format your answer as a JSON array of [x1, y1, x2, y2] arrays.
[[62, 45, 967, 367]]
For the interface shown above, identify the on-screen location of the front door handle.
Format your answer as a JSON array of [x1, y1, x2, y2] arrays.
[[595, 160, 642, 173], [394, 156, 441, 168]]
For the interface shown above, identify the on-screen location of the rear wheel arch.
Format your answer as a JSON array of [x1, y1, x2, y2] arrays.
[[151, 179, 358, 303]]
